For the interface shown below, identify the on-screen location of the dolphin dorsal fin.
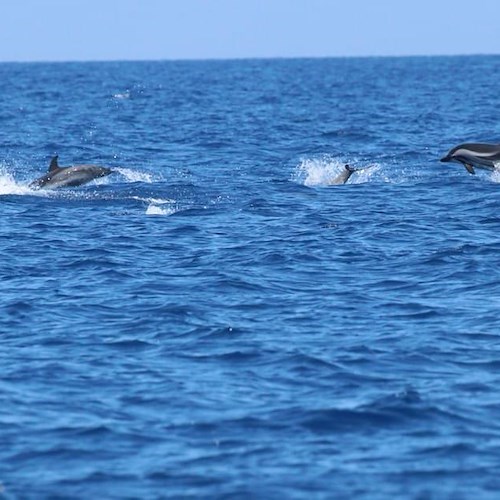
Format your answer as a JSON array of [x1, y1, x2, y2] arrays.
[[48, 156, 60, 172]]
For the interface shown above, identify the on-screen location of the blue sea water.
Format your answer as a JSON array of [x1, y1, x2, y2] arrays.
[[1, 56, 500, 498]]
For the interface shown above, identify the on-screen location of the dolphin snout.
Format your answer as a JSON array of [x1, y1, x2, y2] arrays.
[[440, 155, 450, 162]]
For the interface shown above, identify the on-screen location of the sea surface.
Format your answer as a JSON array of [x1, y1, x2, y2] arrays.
[[1, 56, 500, 499]]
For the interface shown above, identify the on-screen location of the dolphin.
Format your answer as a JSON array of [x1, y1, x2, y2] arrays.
[[440, 143, 500, 175], [328, 165, 358, 185], [30, 156, 113, 189]]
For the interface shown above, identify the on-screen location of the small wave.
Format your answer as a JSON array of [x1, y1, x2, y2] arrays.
[[293, 156, 379, 187]]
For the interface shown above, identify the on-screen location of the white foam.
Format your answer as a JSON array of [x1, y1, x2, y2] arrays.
[[115, 167, 156, 183], [113, 90, 131, 99], [0, 169, 37, 196], [293, 157, 340, 187], [490, 169, 500, 183], [349, 164, 381, 184], [132, 196, 179, 216], [132, 196, 175, 205], [145, 204, 178, 216]]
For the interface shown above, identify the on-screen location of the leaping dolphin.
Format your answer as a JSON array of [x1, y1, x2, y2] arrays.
[[328, 165, 359, 185], [440, 143, 500, 175], [30, 156, 113, 189]]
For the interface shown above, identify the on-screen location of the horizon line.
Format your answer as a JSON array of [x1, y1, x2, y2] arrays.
[[0, 52, 499, 65]]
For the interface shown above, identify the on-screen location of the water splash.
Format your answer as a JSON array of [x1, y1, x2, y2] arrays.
[[115, 167, 157, 183], [490, 169, 500, 183], [132, 196, 180, 216], [113, 90, 131, 100], [293, 156, 380, 187], [349, 164, 381, 184], [0, 168, 38, 196], [145, 204, 178, 216]]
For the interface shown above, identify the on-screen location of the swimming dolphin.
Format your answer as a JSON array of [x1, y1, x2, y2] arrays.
[[328, 165, 357, 185], [30, 156, 113, 189], [440, 143, 500, 175]]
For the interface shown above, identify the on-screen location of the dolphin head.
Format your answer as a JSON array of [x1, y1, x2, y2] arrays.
[[440, 144, 463, 163], [440, 144, 479, 174], [440, 144, 471, 165]]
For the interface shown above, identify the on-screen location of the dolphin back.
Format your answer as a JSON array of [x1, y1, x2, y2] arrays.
[[30, 158, 113, 189]]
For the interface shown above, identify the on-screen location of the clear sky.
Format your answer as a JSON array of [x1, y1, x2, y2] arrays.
[[1, 0, 499, 62]]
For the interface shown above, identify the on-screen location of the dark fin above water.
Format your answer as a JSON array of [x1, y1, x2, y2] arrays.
[[342, 165, 356, 183], [49, 156, 59, 172], [464, 163, 475, 175]]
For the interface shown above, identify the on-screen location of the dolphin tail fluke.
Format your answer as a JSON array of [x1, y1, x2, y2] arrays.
[[49, 156, 59, 172]]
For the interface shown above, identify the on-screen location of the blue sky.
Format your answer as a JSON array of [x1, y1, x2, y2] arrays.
[[1, 0, 499, 62]]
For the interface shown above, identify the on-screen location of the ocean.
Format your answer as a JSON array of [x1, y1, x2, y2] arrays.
[[1, 56, 500, 499]]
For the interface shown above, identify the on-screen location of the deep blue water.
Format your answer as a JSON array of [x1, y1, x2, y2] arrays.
[[1, 56, 500, 498]]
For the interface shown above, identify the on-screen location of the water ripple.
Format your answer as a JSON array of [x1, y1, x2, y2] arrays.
[[2, 56, 500, 499]]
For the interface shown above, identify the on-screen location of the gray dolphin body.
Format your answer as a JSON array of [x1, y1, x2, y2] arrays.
[[328, 165, 357, 185], [30, 156, 113, 189], [440, 143, 500, 174]]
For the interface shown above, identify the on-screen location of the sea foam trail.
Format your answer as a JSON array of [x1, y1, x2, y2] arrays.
[[490, 169, 500, 183]]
